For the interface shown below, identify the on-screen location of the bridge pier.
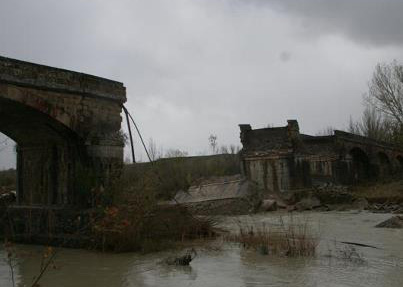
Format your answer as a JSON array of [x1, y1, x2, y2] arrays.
[[0, 56, 127, 245], [0, 56, 126, 208]]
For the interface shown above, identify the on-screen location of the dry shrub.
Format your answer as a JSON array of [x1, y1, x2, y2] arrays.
[[90, 189, 218, 252], [89, 160, 219, 253], [227, 216, 318, 257], [352, 180, 403, 203]]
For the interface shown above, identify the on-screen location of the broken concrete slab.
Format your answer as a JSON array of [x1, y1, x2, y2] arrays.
[[173, 176, 262, 215], [295, 196, 322, 211], [260, 199, 277, 212], [375, 216, 403, 228]]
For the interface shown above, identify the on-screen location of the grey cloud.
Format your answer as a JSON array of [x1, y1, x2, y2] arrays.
[[1, 0, 403, 167], [244, 0, 403, 47]]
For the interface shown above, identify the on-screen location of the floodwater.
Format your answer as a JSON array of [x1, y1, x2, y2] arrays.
[[1, 211, 402, 287]]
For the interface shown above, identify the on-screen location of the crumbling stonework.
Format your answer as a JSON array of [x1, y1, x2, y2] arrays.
[[0, 56, 126, 207], [239, 120, 403, 192]]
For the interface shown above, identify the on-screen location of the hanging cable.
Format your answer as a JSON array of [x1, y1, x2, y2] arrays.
[[122, 105, 153, 164], [123, 106, 135, 163]]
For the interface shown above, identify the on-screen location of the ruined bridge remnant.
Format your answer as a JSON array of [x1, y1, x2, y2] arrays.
[[239, 120, 403, 192], [0, 56, 126, 207]]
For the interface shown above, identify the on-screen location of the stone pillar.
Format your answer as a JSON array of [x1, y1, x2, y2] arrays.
[[239, 124, 252, 177], [287, 120, 300, 146], [239, 124, 252, 147], [85, 131, 125, 189]]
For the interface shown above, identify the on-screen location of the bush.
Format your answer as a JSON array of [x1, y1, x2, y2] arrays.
[[89, 173, 218, 252]]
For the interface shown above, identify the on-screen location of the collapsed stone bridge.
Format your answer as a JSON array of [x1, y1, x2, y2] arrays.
[[240, 120, 403, 192], [0, 56, 126, 207]]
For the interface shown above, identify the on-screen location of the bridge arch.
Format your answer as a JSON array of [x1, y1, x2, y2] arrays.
[[0, 96, 87, 206], [376, 152, 392, 179], [397, 155, 403, 176], [0, 56, 126, 210], [349, 147, 371, 183]]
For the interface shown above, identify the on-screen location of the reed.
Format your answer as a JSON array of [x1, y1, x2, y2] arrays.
[[227, 216, 318, 257]]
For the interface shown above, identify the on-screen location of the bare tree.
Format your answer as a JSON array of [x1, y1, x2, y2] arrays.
[[148, 138, 163, 161], [348, 105, 393, 142], [229, 144, 237, 154], [348, 60, 403, 147], [316, 126, 335, 136], [164, 148, 188, 158], [0, 138, 9, 153], [366, 60, 403, 126], [220, 145, 229, 154], [208, 134, 218, 154]]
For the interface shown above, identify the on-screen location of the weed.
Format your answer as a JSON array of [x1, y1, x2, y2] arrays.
[[226, 216, 318, 257]]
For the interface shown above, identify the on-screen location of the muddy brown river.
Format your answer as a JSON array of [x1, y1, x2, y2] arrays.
[[1, 211, 402, 287]]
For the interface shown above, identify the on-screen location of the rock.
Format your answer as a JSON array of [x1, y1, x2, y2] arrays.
[[0, 190, 16, 206], [295, 196, 321, 211], [260, 199, 277, 212], [370, 202, 402, 213], [353, 198, 369, 210], [164, 248, 197, 266], [375, 216, 403, 228]]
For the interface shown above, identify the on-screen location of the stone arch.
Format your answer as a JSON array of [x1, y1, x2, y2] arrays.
[[377, 152, 392, 179], [349, 147, 371, 183], [0, 87, 74, 132], [396, 155, 403, 176], [0, 96, 86, 206]]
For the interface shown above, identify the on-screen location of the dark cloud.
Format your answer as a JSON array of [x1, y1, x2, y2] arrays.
[[1, 0, 403, 167], [245, 0, 403, 47]]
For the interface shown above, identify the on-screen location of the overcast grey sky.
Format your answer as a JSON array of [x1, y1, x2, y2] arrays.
[[1, 0, 403, 168]]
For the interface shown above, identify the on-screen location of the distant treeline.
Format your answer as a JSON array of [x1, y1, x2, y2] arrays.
[[0, 168, 16, 188], [118, 153, 240, 200], [0, 154, 240, 199]]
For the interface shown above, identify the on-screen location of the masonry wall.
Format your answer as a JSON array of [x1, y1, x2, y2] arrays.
[[0, 56, 126, 207], [239, 120, 403, 193], [244, 157, 291, 192]]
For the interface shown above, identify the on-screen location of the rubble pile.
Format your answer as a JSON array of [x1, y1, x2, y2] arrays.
[[369, 202, 403, 214], [375, 216, 403, 228]]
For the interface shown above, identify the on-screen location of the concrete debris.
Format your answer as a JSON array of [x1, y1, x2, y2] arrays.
[[173, 176, 262, 215], [352, 198, 369, 210], [369, 203, 403, 214], [260, 199, 277, 212], [164, 248, 197, 266], [295, 196, 321, 211], [375, 216, 403, 228]]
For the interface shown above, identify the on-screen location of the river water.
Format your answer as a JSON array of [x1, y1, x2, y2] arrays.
[[1, 211, 402, 287]]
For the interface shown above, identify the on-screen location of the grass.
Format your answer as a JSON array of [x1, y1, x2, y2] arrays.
[[0, 168, 16, 190], [351, 180, 403, 203], [123, 154, 240, 200], [226, 216, 318, 257]]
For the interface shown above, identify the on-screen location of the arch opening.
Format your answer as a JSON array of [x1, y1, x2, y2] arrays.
[[0, 133, 16, 196], [0, 97, 85, 206], [349, 147, 371, 183], [397, 155, 403, 177], [377, 152, 392, 180]]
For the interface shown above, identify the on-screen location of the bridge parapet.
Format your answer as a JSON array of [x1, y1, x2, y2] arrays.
[[0, 56, 126, 102]]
